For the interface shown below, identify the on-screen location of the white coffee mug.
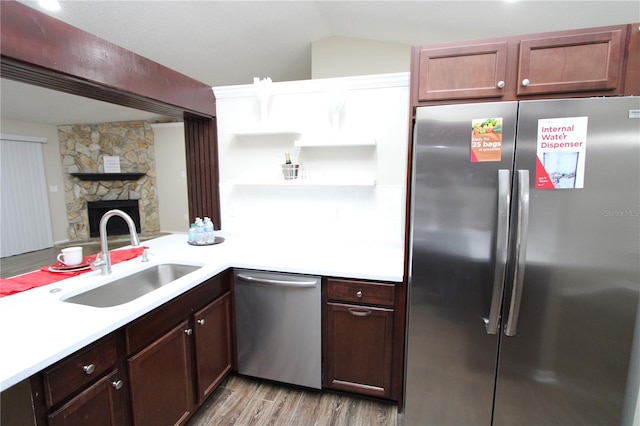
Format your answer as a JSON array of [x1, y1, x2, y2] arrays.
[[57, 246, 83, 266]]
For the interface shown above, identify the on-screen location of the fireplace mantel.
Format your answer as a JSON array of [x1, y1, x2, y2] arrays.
[[70, 172, 146, 181]]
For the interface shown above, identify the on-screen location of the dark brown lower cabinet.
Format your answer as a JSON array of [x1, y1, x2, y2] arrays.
[[125, 273, 232, 426], [193, 292, 232, 403], [47, 370, 127, 426], [323, 278, 398, 400], [325, 302, 394, 398], [30, 333, 130, 426], [31, 271, 233, 426], [127, 320, 195, 426]]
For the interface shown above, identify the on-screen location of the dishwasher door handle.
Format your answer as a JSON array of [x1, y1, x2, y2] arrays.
[[236, 273, 318, 288]]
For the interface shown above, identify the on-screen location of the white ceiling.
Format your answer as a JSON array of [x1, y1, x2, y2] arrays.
[[2, 0, 639, 125]]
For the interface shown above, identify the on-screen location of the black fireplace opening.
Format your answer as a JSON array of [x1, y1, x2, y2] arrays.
[[87, 200, 141, 238]]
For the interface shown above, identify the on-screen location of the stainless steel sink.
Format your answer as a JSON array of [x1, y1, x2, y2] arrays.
[[63, 263, 201, 308]]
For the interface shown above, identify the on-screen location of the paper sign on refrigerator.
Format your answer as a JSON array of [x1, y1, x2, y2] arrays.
[[535, 116, 588, 189], [470, 117, 503, 162]]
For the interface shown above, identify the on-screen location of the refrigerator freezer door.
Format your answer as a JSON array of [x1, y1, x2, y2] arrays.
[[494, 97, 640, 425], [405, 102, 518, 425]]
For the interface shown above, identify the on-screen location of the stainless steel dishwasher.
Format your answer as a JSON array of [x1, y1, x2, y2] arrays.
[[234, 269, 321, 389]]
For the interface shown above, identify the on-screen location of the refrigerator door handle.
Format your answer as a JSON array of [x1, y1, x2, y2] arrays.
[[505, 169, 530, 337], [485, 169, 511, 334]]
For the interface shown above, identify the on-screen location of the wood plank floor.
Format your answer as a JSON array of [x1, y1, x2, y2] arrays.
[[187, 375, 398, 426]]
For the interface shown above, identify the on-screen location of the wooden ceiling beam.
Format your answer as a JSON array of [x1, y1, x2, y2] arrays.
[[0, 0, 216, 118]]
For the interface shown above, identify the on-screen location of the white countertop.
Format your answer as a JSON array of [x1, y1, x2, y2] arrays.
[[0, 233, 403, 391]]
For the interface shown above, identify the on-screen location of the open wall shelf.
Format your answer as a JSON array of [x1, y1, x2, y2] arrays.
[[70, 172, 146, 181]]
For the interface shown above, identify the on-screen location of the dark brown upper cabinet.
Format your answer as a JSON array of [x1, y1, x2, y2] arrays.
[[517, 28, 625, 96], [411, 24, 634, 107], [417, 42, 509, 101]]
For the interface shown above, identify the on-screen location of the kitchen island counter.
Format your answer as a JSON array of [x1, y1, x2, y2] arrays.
[[0, 233, 403, 391]]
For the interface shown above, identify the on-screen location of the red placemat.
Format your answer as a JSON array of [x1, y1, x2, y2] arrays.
[[0, 246, 148, 297]]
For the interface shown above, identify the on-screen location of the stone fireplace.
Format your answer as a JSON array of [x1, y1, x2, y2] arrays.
[[59, 121, 160, 241]]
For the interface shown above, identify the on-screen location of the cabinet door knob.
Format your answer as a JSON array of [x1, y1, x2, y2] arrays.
[[83, 364, 95, 375], [356, 290, 363, 298], [197, 319, 205, 325], [112, 380, 124, 390], [497, 80, 505, 89], [185, 328, 193, 335], [521, 78, 530, 87]]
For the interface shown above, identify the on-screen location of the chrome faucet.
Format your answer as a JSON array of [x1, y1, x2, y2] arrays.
[[91, 209, 141, 275]]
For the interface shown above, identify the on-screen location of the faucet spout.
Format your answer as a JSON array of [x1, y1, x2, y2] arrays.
[[92, 209, 141, 275]]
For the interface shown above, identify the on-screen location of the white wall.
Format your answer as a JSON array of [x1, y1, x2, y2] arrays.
[[151, 123, 190, 232], [0, 118, 67, 244], [311, 36, 411, 79], [213, 73, 409, 244]]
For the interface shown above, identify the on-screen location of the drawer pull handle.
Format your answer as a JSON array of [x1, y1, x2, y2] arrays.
[[356, 290, 363, 298], [521, 78, 530, 87], [185, 328, 193, 335], [112, 380, 123, 390], [348, 308, 372, 317], [497, 80, 505, 89], [83, 364, 95, 375], [197, 319, 205, 325]]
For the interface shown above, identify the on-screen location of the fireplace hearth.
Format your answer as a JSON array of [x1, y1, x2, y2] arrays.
[[87, 200, 141, 238]]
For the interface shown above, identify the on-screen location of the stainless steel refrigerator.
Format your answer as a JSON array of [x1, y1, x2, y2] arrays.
[[404, 97, 640, 425]]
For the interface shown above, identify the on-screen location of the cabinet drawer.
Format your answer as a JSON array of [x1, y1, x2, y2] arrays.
[[326, 279, 395, 307], [43, 334, 117, 408]]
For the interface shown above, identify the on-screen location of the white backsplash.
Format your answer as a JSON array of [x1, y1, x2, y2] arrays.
[[220, 183, 404, 244]]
